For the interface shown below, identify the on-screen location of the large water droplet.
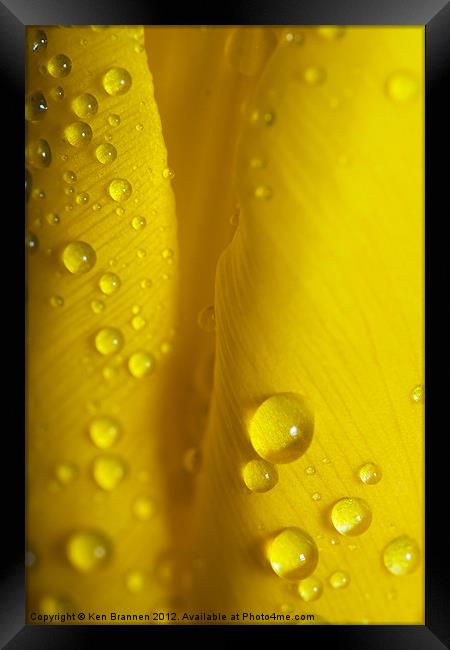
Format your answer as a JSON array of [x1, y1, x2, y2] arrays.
[[66, 530, 110, 572], [249, 393, 314, 464], [89, 416, 121, 449], [102, 67, 132, 95], [95, 327, 124, 355], [331, 497, 372, 536], [243, 459, 278, 493], [92, 455, 126, 491], [383, 535, 420, 576], [268, 528, 318, 580], [47, 54, 72, 78], [62, 241, 96, 274]]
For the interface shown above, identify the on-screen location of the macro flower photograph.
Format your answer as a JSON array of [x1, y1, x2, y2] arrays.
[[25, 25, 423, 625]]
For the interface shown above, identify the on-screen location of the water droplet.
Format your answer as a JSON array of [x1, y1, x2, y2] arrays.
[[47, 54, 72, 78], [311, 492, 321, 502], [161, 248, 174, 260], [162, 167, 175, 180], [89, 416, 121, 449], [263, 111, 275, 125], [90, 299, 105, 314], [51, 86, 64, 101], [183, 447, 202, 473], [135, 123, 144, 131], [267, 528, 318, 580], [131, 315, 146, 331], [50, 295, 64, 307], [76, 192, 89, 205], [92, 202, 102, 211], [359, 462, 382, 485], [126, 570, 145, 593], [140, 278, 152, 289], [225, 28, 277, 77], [95, 327, 124, 355], [92, 455, 126, 491], [298, 576, 323, 602], [305, 465, 316, 475], [198, 305, 215, 332], [386, 71, 418, 103], [383, 535, 420, 576], [254, 185, 272, 199], [133, 496, 155, 521], [31, 29, 47, 53], [285, 31, 304, 44], [160, 341, 173, 355], [66, 530, 110, 572], [410, 384, 424, 403], [32, 188, 45, 200], [330, 537, 340, 545], [329, 571, 350, 589], [322, 457, 331, 464], [55, 462, 77, 484], [95, 143, 117, 164], [72, 93, 98, 118], [134, 43, 144, 54], [102, 67, 132, 95], [249, 393, 314, 464], [131, 304, 141, 315], [317, 26, 345, 40], [64, 122, 92, 147], [62, 241, 96, 274], [26, 232, 39, 253], [65, 186, 75, 196], [242, 459, 278, 493], [128, 351, 155, 378], [63, 170, 76, 184], [108, 178, 132, 202], [25, 91, 47, 122], [99, 272, 121, 295], [131, 216, 146, 231], [137, 248, 147, 259], [331, 497, 372, 536], [108, 114, 121, 126], [303, 66, 326, 85]]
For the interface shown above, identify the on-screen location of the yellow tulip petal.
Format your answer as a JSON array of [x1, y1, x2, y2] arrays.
[[26, 26, 177, 618], [190, 27, 423, 624]]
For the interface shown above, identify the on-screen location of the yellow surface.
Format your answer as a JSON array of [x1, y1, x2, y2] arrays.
[[26, 26, 423, 624]]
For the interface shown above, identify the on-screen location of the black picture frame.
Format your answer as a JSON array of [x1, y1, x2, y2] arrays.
[[5, 0, 449, 646]]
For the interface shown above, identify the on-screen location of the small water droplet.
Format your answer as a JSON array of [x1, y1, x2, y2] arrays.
[[47, 54, 72, 78], [140, 278, 152, 290], [71, 93, 98, 118], [92, 202, 102, 211], [285, 31, 304, 45], [242, 459, 278, 492], [62, 241, 96, 274], [99, 272, 121, 295], [108, 178, 132, 202], [161, 248, 174, 260], [305, 465, 316, 475], [254, 185, 272, 199], [329, 571, 350, 589], [63, 170, 77, 184], [90, 299, 105, 314], [51, 86, 65, 101], [96, 143, 117, 164], [108, 114, 121, 127], [131, 216, 146, 230], [162, 167, 175, 180], [133, 496, 155, 521], [55, 462, 77, 485], [268, 528, 318, 580], [131, 315, 146, 331], [303, 66, 326, 85], [126, 569, 145, 593], [410, 384, 424, 403], [95, 327, 124, 355], [331, 497, 372, 536], [135, 123, 144, 131], [89, 416, 121, 449], [128, 351, 155, 378], [298, 576, 322, 602], [50, 295, 64, 307], [317, 26, 345, 40], [25, 91, 48, 122], [386, 71, 418, 103], [322, 457, 331, 464], [198, 305, 216, 332], [64, 122, 92, 147], [76, 192, 89, 205], [92, 455, 126, 491], [358, 462, 382, 485], [249, 393, 314, 464], [102, 67, 132, 95], [31, 29, 47, 53], [66, 530, 110, 572], [311, 492, 321, 501], [383, 535, 420, 576]]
